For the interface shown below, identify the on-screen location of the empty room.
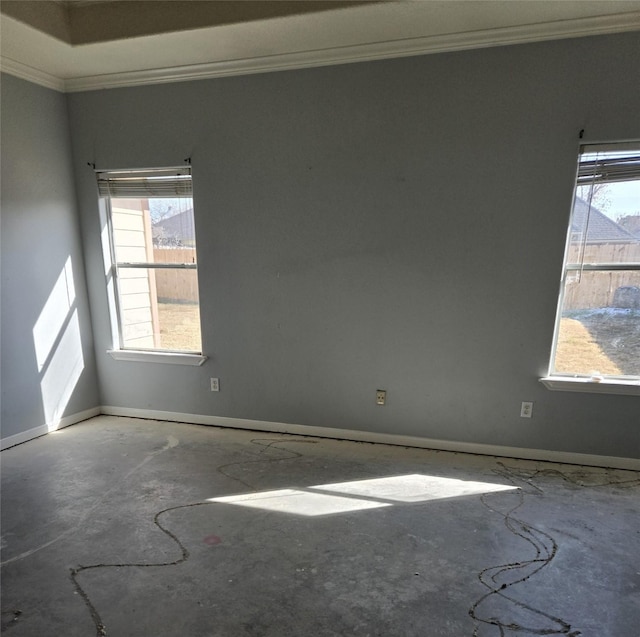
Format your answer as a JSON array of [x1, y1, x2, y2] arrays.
[[1, 2, 639, 635]]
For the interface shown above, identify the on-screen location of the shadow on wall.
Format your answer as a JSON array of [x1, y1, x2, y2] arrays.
[[32, 256, 85, 431]]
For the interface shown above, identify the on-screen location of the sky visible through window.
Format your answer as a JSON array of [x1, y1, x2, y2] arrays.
[[593, 181, 640, 219], [149, 198, 186, 223], [578, 151, 640, 220]]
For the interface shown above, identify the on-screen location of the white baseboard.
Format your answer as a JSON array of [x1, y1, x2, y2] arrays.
[[100, 406, 640, 471], [0, 407, 101, 451]]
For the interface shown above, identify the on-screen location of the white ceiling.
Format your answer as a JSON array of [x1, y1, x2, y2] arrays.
[[2, 1, 640, 92]]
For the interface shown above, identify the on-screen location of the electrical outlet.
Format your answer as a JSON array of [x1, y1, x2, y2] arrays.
[[520, 401, 533, 418], [210, 378, 220, 392], [376, 389, 386, 406]]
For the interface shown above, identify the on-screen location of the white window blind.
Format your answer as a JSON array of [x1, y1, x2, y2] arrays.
[[97, 167, 192, 198], [577, 145, 640, 185]]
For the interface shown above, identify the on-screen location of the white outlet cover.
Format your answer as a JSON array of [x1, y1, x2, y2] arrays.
[[520, 401, 533, 418]]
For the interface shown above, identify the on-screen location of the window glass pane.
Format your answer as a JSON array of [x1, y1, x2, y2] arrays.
[[570, 181, 640, 266], [110, 198, 154, 264], [103, 170, 202, 354], [550, 145, 640, 381], [118, 267, 201, 352], [111, 196, 196, 264], [149, 197, 197, 253], [553, 270, 640, 377]]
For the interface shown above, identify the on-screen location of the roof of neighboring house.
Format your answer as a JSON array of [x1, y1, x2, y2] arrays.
[[152, 209, 195, 244], [571, 198, 638, 243], [618, 215, 640, 238]]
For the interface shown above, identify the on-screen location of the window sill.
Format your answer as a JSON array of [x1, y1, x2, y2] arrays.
[[108, 350, 207, 366], [540, 376, 640, 396]]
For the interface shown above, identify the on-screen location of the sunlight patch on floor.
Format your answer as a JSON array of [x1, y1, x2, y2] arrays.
[[209, 474, 516, 517]]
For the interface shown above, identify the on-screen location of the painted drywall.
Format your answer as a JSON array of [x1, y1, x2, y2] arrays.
[[0, 73, 100, 440], [68, 33, 640, 459]]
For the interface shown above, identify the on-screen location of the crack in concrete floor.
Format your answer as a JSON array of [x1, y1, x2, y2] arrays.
[[2, 418, 639, 636], [470, 464, 640, 637], [69, 438, 317, 637]]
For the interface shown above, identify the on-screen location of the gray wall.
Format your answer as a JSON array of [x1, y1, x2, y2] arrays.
[[68, 33, 640, 459], [1, 74, 99, 439]]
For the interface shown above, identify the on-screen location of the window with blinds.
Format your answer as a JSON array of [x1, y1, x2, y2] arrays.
[[99, 167, 202, 353], [549, 143, 640, 381]]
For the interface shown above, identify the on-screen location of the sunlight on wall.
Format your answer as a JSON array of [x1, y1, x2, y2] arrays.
[[32, 257, 84, 431], [209, 474, 516, 517], [99, 206, 121, 348], [100, 219, 112, 277], [33, 257, 76, 370]]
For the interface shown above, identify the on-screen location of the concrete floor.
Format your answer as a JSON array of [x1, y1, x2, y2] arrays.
[[1, 416, 639, 636]]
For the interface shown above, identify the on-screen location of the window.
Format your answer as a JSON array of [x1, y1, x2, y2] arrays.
[[545, 143, 640, 391], [98, 167, 203, 358]]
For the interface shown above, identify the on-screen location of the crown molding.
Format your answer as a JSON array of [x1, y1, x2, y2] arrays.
[[0, 56, 66, 92], [65, 12, 640, 93], [3, 11, 640, 93]]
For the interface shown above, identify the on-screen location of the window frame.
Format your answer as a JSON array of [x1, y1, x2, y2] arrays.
[[98, 167, 206, 365], [542, 142, 640, 395]]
